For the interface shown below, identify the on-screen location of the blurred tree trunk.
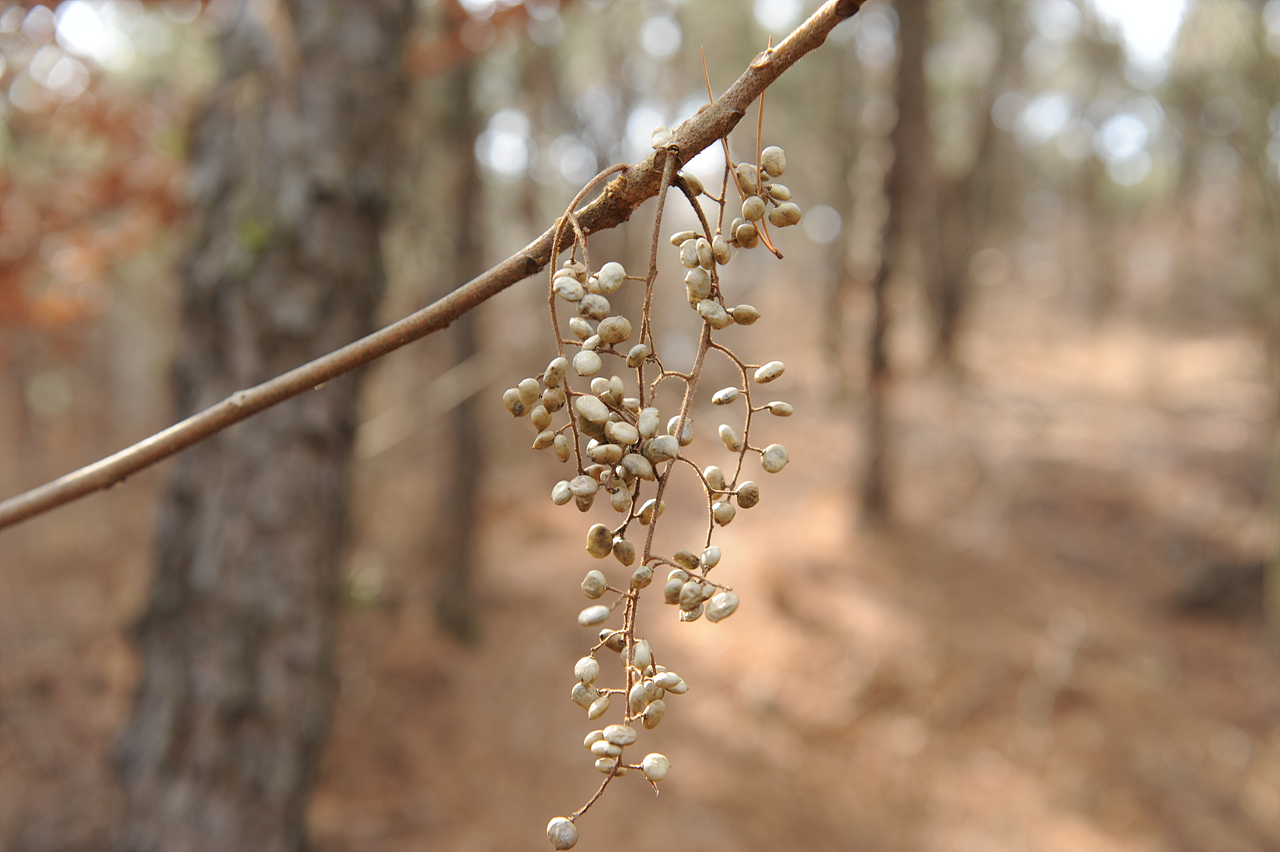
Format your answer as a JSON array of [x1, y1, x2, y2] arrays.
[[863, 0, 932, 523], [431, 50, 484, 643], [113, 2, 410, 850]]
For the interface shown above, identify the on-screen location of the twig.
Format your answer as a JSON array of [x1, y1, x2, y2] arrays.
[[0, 0, 863, 532]]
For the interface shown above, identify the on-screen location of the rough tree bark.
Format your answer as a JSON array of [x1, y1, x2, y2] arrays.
[[863, 0, 931, 523], [112, 2, 411, 850]]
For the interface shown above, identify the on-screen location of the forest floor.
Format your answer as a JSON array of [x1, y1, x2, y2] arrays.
[[1, 266, 1278, 852]]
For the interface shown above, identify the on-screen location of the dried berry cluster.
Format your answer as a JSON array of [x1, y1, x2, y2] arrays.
[[503, 130, 802, 850]]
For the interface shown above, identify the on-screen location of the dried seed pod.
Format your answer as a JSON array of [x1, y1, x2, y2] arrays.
[[597, 316, 632, 345], [573, 350, 602, 377], [583, 729, 604, 749], [663, 576, 684, 605], [626, 343, 651, 368], [591, 739, 622, 757], [533, 430, 556, 450], [568, 317, 593, 340], [622, 397, 641, 413], [574, 395, 610, 425], [588, 695, 610, 720], [713, 500, 737, 526], [644, 434, 680, 463], [595, 756, 621, 774], [651, 125, 673, 148], [642, 699, 667, 729], [666, 416, 694, 446], [590, 377, 610, 397], [600, 629, 626, 652], [765, 400, 794, 416], [679, 579, 705, 611], [578, 418, 606, 441], [669, 229, 699, 246], [719, 424, 743, 452], [575, 656, 600, 685], [612, 537, 636, 566], [544, 357, 569, 387], [633, 638, 652, 671], [734, 162, 759, 195], [605, 420, 639, 445], [575, 491, 596, 512], [604, 724, 638, 746], [768, 202, 803, 228], [630, 563, 654, 589], [547, 817, 579, 850], [704, 465, 726, 492], [503, 388, 529, 417], [637, 408, 660, 439], [569, 474, 599, 497], [685, 266, 712, 301], [701, 545, 722, 569], [531, 405, 552, 431], [553, 275, 585, 302], [552, 481, 572, 505], [760, 145, 787, 177], [581, 569, 607, 599], [596, 261, 626, 293], [664, 678, 689, 694], [587, 442, 623, 465], [736, 481, 760, 508], [705, 591, 740, 622], [518, 378, 541, 405], [562, 260, 587, 281], [712, 387, 740, 405], [653, 671, 682, 690], [760, 443, 790, 473], [543, 386, 567, 412], [607, 375, 625, 404], [572, 681, 599, 708], [610, 487, 632, 513], [673, 550, 699, 571], [679, 603, 704, 622], [628, 682, 648, 713], [742, 195, 766, 222], [554, 433, 571, 462], [696, 237, 714, 270], [586, 524, 612, 558], [620, 453, 655, 481], [735, 221, 760, 249], [754, 361, 785, 383], [765, 182, 792, 201], [637, 498, 665, 525], [641, 753, 670, 783], [729, 304, 761, 325], [578, 604, 611, 626], [680, 239, 700, 269], [679, 170, 704, 195], [712, 234, 732, 265], [578, 293, 610, 320], [582, 334, 602, 352]]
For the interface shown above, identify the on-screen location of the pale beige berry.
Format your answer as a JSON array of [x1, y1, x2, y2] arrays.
[[575, 491, 596, 512], [543, 386, 567, 412], [669, 229, 698, 246], [664, 678, 689, 694], [765, 182, 791, 201], [582, 334, 602, 352], [653, 671, 682, 690], [605, 420, 639, 445], [760, 443, 790, 473], [610, 487, 632, 513], [623, 397, 641, 413], [729, 304, 761, 325], [630, 563, 654, 589], [637, 408, 660, 439], [568, 317, 593, 340], [597, 315, 632, 345], [766, 400, 794, 416], [641, 753, 670, 783], [604, 724, 637, 746], [719, 423, 743, 452], [712, 234, 732, 265], [679, 239, 700, 269], [626, 343, 651, 368], [596, 261, 626, 293], [600, 629, 626, 652], [587, 442, 623, 465], [679, 579, 705, 611], [712, 387, 739, 405], [734, 162, 759, 195], [554, 433, 571, 462], [761, 145, 786, 178], [583, 729, 604, 749], [552, 481, 572, 505], [612, 537, 636, 566], [573, 350, 602, 377], [578, 294, 610, 320], [705, 591, 740, 622], [581, 569, 607, 599], [736, 480, 760, 508], [503, 388, 530, 417], [633, 638, 652, 670], [571, 681, 599, 708], [533, 430, 556, 450], [637, 497, 665, 525], [672, 550, 699, 571], [531, 404, 552, 431], [578, 604, 610, 626], [666, 416, 694, 446], [663, 576, 684, 605], [518, 378, 541, 405], [544, 357, 568, 387], [742, 195, 766, 222], [735, 221, 760, 248], [679, 603, 704, 622], [696, 237, 714, 270], [703, 465, 726, 491], [701, 545, 722, 569], [553, 275, 585, 302], [569, 474, 598, 497], [644, 434, 680, 463], [547, 817, 578, 850], [586, 523, 612, 558], [575, 656, 600, 685], [620, 453, 655, 481], [588, 695, 610, 719], [595, 756, 622, 774], [713, 500, 736, 526], [651, 125, 673, 148], [685, 266, 712, 303], [607, 374, 625, 403], [628, 682, 648, 713], [590, 376, 610, 397], [574, 394, 610, 425], [642, 699, 667, 729], [679, 169, 704, 195], [754, 361, 785, 383], [699, 299, 733, 329], [768, 202, 802, 228]]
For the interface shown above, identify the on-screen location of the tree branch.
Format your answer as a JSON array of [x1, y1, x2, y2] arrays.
[[0, 0, 863, 532]]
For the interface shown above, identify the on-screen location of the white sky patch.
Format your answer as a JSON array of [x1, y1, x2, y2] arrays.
[[1087, 0, 1187, 68]]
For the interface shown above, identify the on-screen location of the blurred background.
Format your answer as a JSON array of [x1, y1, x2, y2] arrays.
[[0, 0, 1278, 850]]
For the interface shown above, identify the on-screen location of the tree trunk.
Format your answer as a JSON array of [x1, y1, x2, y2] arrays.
[[113, 2, 410, 850]]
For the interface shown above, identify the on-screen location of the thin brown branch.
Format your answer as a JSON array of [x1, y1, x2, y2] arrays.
[[0, 0, 863, 532]]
